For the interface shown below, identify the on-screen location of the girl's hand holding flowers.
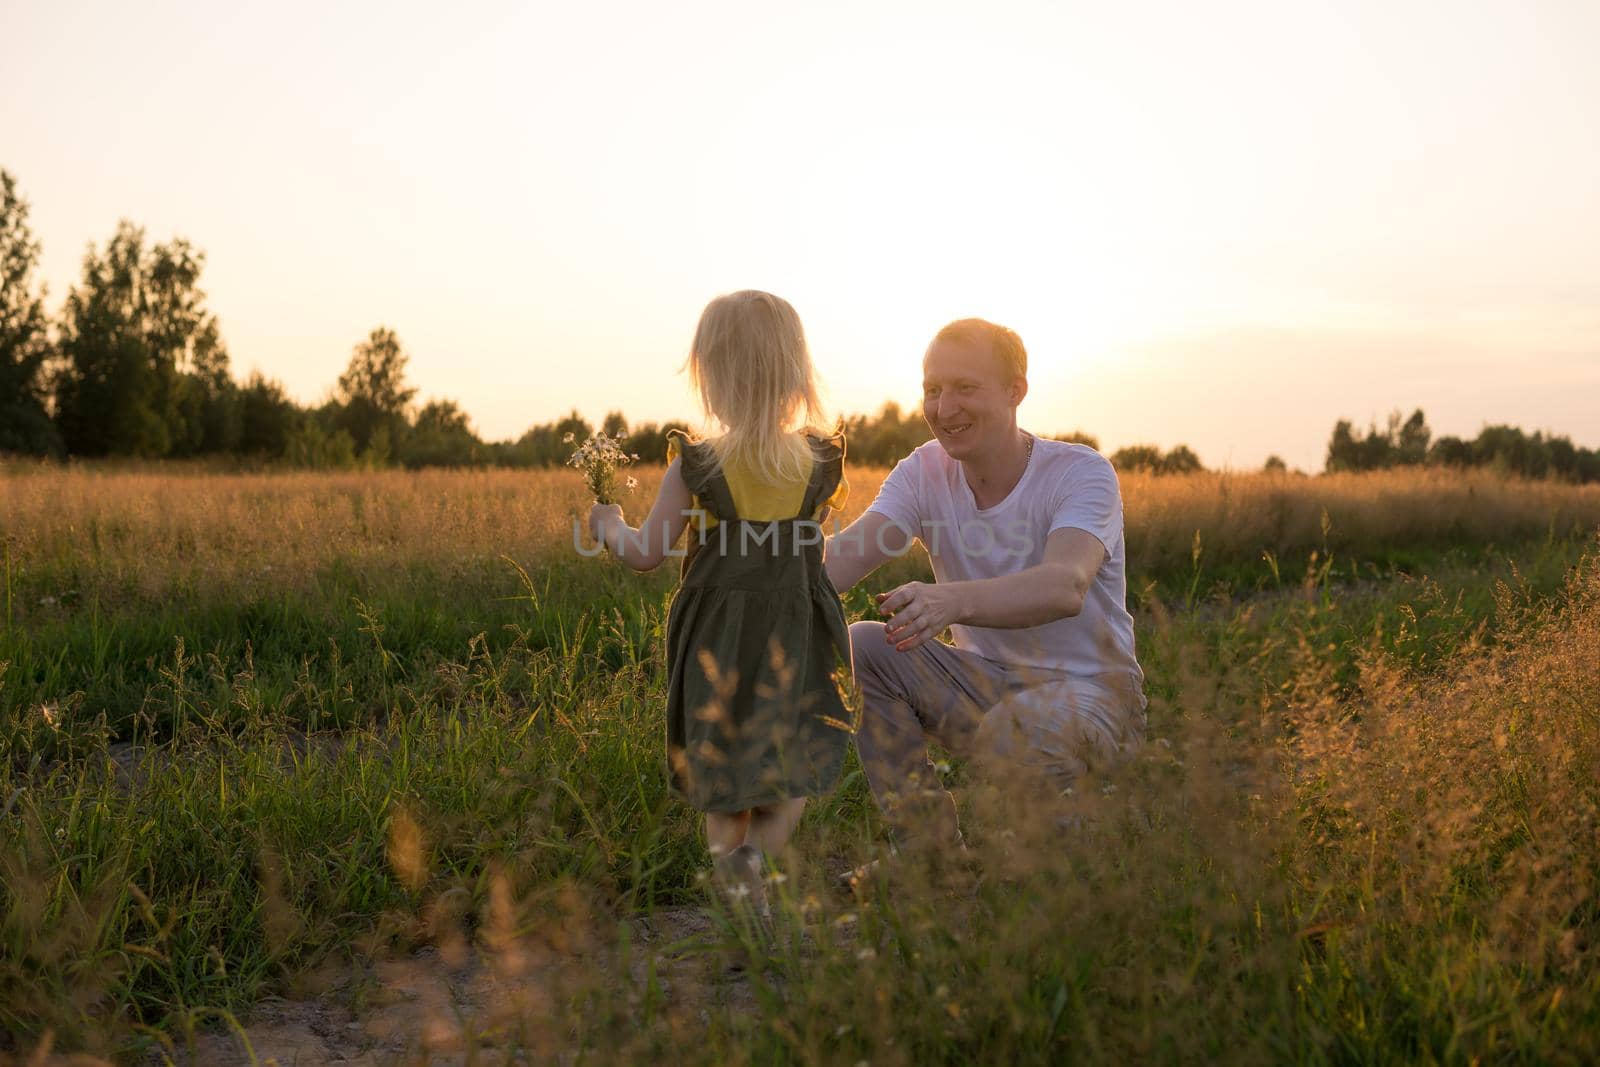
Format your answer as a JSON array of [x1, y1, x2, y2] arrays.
[[566, 430, 639, 506], [569, 430, 639, 558], [588, 502, 623, 548]]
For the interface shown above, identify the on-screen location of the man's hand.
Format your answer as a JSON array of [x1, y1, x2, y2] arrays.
[[878, 581, 966, 652], [873, 529, 1107, 649]]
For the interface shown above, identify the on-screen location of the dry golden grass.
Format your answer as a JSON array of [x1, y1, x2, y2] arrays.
[[1, 468, 595, 605], [3, 464, 1597, 608], [1276, 556, 1600, 1051], [1118, 466, 1600, 575]]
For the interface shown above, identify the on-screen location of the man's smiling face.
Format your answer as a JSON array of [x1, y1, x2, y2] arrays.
[[921, 337, 1026, 461]]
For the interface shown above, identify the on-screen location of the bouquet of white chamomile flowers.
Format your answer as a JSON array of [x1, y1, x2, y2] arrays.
[[565, 431, 639, 506]]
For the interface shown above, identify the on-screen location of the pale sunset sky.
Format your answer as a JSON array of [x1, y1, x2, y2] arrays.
[[3, 0, 1596, 470]]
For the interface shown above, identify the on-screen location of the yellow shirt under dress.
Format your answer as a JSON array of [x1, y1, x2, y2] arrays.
[[666, 431, 848, 526]]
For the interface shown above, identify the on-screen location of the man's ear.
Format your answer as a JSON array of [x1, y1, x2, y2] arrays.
[[1010, 374, 1029, 407]]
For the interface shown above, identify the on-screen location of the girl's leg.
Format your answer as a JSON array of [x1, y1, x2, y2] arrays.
[[706, 810, 767, 918], [704, 810, 752, 858], [746, 797, 807, 857]]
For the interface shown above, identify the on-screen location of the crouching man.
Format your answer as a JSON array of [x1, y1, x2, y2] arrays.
[[826, 318, 1146, 851]]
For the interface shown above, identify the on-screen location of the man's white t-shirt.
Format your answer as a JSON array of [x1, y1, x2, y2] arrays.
[[864, 436, 1142, 686]]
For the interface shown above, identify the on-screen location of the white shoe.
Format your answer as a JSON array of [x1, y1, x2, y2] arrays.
[[713, 844, 770, 919]]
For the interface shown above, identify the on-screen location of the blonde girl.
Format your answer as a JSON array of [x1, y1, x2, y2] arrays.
[[587, 291, 850, 914]]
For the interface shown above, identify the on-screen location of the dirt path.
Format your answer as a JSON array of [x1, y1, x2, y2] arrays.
[[126, 906, 751, 1067]]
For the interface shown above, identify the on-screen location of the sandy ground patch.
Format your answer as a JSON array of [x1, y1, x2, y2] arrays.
[[106, 906, 758, 1067]]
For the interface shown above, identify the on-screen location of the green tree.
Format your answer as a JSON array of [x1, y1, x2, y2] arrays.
[[1326, 409, 1429, 473], [0, 170, 60, 456], [1474, 425, 1544, 478], [1325, 418, 1362, 472], [334, 326, 416, 459], [237, 372, 298, 458], [555, 411, 591, 442], [1158, 444, 1203, 475], [1396, 409, 1431, 465], [1428, 435, 1472, 468], [165, 317, 241, 455], [844, 402, 932, 466], [498, 410, 593, 467], [1108, 444, 1203, 475], [285, 414, 358, 469], [1263, 454, 1288, 473], [53, 222, 233, 457], [401, 398, 483, 468], [1049, 430, 1100, 450], [1109, 444, 1164, 473], [621, 421, 683, 464]]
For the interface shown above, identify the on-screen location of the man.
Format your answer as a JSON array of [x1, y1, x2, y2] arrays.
[[825, 318, 1145, 851]]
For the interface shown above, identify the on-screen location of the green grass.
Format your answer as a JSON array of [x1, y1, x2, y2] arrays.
[[2, 517, 1597, 1062]]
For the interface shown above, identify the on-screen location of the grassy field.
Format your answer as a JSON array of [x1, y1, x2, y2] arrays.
[[1, 464, 1598, 1064]]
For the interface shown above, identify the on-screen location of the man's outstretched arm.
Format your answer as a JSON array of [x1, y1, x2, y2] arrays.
[[825, 510, 916, 592], [876, 527, 1105, 652]]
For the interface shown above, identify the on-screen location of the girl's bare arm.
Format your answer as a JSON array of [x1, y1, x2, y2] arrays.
[[587, 460, 695, 572]]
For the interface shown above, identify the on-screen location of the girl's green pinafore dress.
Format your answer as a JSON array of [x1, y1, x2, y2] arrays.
[[664, 429, 852, 813]]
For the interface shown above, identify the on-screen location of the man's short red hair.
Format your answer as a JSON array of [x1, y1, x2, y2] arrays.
[[929, 318, 1027, 382]]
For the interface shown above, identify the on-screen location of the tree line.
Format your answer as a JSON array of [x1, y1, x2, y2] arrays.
[[0, 169, 584, 468], [1325, 409, 1600, 484]]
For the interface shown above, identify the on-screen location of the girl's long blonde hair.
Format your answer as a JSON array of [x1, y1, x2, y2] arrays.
[[686, 290, 833, 485]]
